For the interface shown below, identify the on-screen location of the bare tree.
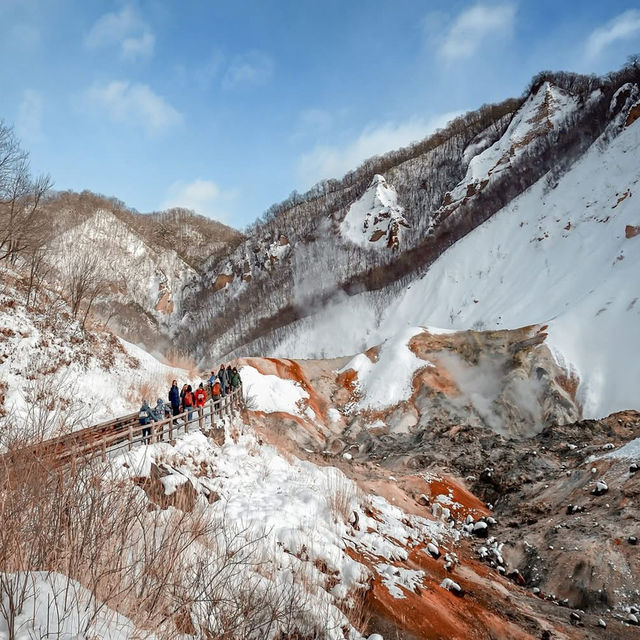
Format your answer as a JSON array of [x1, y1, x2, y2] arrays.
[[63, 250, 108, 329], [0, 122, 52, 264]]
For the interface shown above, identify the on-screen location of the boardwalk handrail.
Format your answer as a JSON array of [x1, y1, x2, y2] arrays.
[[9, 385, 244, 467]]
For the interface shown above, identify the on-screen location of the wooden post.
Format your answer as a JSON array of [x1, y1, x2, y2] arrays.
[[101, 437, 107, 462], [185, 411, 189, 433], [128, 423, 133, 451], [198, 407, 203, 430], [210, 402, 215, 429], [169, 415, 174, 441]]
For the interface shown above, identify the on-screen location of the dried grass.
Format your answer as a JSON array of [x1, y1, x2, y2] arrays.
[[326, 472, 360, 525]]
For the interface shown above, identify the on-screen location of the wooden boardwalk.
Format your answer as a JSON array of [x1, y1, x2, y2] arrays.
[[7, 386, 244, 467]]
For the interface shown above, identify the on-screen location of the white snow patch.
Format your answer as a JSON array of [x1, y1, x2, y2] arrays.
[[339, 327, 431, 410], [375, 563, 424, 599], [240, 365, 309, 416]]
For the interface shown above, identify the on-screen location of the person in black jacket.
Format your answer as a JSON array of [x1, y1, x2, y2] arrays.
[[218, 365, 228, 397], [226, 365, 233, 393], [169, 380, 180, 416]]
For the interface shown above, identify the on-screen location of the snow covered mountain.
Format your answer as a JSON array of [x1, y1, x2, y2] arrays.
[[10, 66, 639, 421], [48, 209, 196, 324], [269, 81, 640, 420], [36, 191, 242, 350]]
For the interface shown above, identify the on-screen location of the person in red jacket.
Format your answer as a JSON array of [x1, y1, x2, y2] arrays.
[[195, 383, 207, 408], [183, 385, 195, 423]]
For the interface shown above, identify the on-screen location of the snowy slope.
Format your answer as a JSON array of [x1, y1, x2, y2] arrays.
[[272, 107, 640, 418], [0, 277, 188, 438], [340, 174, 408, 250], [112, 420, 455, 639]]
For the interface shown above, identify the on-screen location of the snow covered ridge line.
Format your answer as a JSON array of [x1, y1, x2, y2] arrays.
[[439, 82, 579, 219]]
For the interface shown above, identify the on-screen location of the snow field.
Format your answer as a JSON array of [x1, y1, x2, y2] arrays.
[[0, 572, 138, 640]]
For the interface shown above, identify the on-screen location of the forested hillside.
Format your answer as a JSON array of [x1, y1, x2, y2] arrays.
[[178, 64, 640, 367]]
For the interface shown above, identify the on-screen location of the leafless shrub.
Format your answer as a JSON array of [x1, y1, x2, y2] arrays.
[[0, 122, 52, 266]]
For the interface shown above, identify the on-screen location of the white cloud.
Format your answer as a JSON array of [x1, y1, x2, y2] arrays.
[[299, 108, 334, 133], [16, 89, 43, 144], [585, 10, 640, 60], [121, 31, 155, 61], [84, 5, 155, 61], [222, 51, 275, 89], [297, 111, 463, 188], [83, 81, 182, 136], [163, 179, 234, 221], [435, 3, 516, 61]]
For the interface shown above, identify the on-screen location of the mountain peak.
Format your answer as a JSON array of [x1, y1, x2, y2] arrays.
[[340, 174, 409, 250]]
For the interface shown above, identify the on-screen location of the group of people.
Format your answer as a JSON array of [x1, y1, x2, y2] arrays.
[[138, 364, 242, 442]]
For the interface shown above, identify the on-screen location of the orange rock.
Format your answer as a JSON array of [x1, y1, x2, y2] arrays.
[[625, 224, 640, 239]]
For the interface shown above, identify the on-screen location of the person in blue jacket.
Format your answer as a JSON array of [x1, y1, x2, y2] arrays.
[[168, 380, 180, 416], [139, 400, 153, 443]]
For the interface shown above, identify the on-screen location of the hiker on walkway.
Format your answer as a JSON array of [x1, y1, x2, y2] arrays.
[[195, 383, 207, 407], [180, 383, 188, 411], [226, 365, 233, 393], [153, 397, 168, 421], [169, 380, 180, 416], [230, 367, 242, 390], [218, 365, 228, 397], [183, 384, 195, 423], [211, 376, 222, 415], [208, 370, 217, 394], [139, 400, 153, 444]]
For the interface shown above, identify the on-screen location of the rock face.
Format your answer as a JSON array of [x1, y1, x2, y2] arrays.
[[340, 174, 409, 251], [335, 325, 580, 442]]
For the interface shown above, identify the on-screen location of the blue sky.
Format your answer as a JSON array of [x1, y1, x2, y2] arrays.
[[1, 1, 640, 229]]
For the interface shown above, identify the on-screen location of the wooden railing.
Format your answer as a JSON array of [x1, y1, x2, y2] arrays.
[[9, 386, 244, 467]]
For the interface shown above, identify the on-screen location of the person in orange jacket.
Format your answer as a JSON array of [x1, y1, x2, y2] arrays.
[[195, 383, 207, 408]]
